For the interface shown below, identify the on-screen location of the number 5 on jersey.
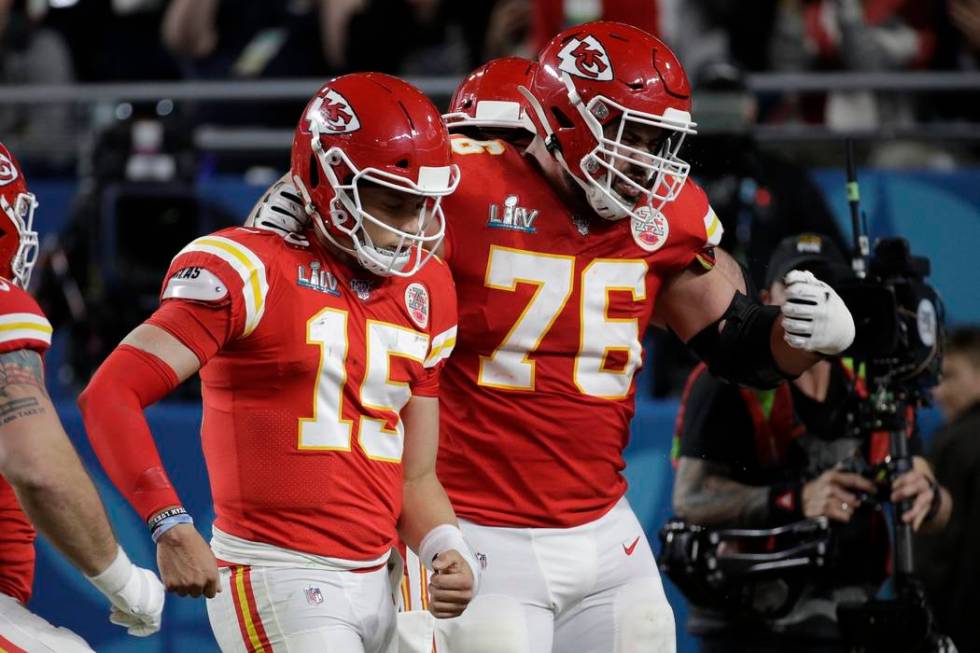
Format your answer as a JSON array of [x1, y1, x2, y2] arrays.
[[298, 308, 429, 462]]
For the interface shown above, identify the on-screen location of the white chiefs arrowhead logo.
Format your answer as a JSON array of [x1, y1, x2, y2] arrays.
[[305, 89, 361, 135], [557, 36, 614, 81], [0, 152, 19, 186]]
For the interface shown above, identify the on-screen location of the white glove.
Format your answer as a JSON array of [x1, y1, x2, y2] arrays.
[[87, 547, 165, 637], [245, 177, 309, 236], [781, 270, 855, 355]]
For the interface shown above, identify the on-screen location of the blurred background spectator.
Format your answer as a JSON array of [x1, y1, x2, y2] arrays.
[[916, 326, 980, 653], [33, 105, 235, 393], [0, 0, 75, 168]]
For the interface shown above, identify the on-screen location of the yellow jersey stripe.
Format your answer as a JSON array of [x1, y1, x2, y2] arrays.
[[0, 322, 52, 334], [424, 337, 457, 368], [178, 235, 268, 337], [703, 208, 724, 247]]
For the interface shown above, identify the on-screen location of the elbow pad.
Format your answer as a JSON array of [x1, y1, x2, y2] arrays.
[[686, 292, 786, 389]]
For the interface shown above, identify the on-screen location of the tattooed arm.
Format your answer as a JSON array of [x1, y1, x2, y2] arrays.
[[0, 349, 118, 576], [673, 456, 771, 528]]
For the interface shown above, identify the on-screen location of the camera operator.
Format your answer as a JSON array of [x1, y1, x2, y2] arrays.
[[916, 325, 980, 653], [671, 233, 952, 652]]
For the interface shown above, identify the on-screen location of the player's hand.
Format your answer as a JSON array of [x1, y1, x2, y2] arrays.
[[156, 523, 221, 598], [87, 546, 165, 637], [244, 177, 309, 236], [802, 466, 877, 523], [781, 270, 855, 355], [891, 459, 938, 531], [428, 549, 476, 619]]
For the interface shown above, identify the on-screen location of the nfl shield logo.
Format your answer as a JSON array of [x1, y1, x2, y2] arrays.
[[305, 586, 324, 605]]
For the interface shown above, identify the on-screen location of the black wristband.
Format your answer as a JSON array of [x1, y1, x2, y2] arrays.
[[768, 482, 804, 523], [147, 506, 188, 531]]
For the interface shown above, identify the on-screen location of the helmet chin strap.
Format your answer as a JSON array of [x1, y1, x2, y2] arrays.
[[519, 83, 630, 222]]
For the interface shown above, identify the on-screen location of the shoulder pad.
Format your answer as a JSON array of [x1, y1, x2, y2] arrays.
[[162, 267, 229, 303]]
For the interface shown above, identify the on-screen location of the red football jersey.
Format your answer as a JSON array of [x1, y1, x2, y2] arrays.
[[0, 278, 53, 603], [437, 136, 722, 528], [157, 228, 457, 561]]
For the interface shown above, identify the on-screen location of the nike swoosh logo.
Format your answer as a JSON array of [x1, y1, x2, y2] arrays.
[[623, 536, 640, 556]]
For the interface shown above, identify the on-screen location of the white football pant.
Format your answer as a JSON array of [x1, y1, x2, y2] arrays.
[[0, 592, 95, 652], [429, 496, 676, 653], [207, 564, 397, 653]]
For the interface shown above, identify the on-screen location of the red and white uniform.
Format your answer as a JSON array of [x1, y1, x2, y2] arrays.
[[426, 137, 721, 653], [155, 227, 456, 564], [0, 281, 94, 652], [152, 227, 456, 652], [438, 137, 720, 528]]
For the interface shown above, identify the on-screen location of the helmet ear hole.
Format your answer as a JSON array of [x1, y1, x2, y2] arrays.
[[395, 159, 409, 169], [308, 154, 320, 189]]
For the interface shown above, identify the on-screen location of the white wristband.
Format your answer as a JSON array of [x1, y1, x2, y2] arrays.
[[418, 524, 481, 591], [86, 546, 133, 598]]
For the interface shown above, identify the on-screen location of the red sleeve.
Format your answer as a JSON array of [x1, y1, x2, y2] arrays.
[[0, 283, 52, 355], [79, 345, 181, 521], [413, 263, 458, 397], [147, 298, 234, 365]]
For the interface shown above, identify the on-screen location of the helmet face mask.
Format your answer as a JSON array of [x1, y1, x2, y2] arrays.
[[577, 94, 694, 220], [0, 144, 40, 288], [316, 145, 452, 277], [525, 22, 697, 222], [291, 73, 458, 278]]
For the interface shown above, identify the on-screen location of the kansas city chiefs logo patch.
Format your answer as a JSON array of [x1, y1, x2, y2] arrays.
[[405, 283, 430, 329], [631, 205, 669, 252], [305, 89, 361, 135], [557, 36, 613, 81], [0, 152, 18, 186]]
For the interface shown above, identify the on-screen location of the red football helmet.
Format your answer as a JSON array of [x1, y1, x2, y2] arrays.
[[444, 57, 537, 135], [523, 22, 696, 221], [0, 143, 39, 288], [290, 73, 459, 277]]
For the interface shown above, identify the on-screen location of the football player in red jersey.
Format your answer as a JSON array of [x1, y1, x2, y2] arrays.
[[243, 25, 854, 652], [79, 74, 478, 652], [430, 23, 853, 652], [0, 143, 165, 650]]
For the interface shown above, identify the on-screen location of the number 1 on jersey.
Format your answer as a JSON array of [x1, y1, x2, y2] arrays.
[[300, 308, 353, 450], [299, 308, 429, 461]]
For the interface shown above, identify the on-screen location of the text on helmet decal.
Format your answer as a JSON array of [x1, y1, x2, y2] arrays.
[[0, 152, 19, 186], [306, 89, 361, 135], [557, 36, 614, 82]]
